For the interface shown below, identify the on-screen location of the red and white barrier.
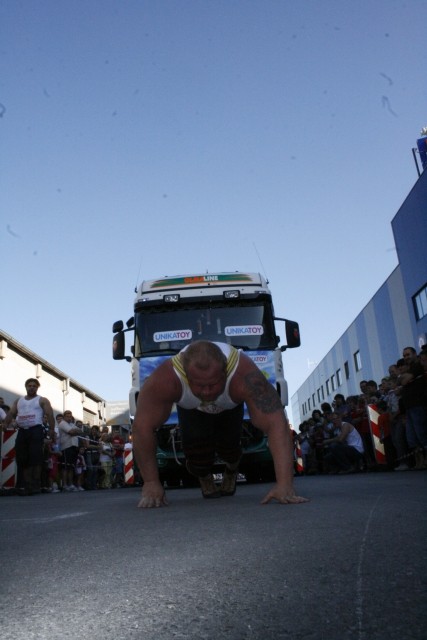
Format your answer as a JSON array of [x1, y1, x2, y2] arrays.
[[124, 443, 134, 485], [1, 428, 17, 489], [367, 404, 386, 465], [294, 440, 304, 475]]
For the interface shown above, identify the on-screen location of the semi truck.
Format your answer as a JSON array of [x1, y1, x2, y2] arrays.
[[112, 272, 300, 486]]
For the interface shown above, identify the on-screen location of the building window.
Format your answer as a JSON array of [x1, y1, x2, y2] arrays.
[[308, 397, 311, 411], [413, 284, 427, 320], [317, 388, 321, 403], [312, 393, 316, 407], [321, 385, 325, 400], [331, 374, 336, 391], [344, 361, 350, 380], [337, 368, 343, 386], [326, 379, 330, 395], [354, 350, 362, 372]]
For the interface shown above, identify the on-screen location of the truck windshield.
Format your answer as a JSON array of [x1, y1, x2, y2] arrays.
[[134, 302, 277, 356]]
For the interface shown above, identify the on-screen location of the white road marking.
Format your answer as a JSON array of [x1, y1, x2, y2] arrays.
[[1, 511, 89, 523]]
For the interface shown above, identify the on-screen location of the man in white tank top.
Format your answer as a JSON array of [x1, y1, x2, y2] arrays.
[[132, 340, 308, 509], [3, 378, 55, 495], [322, 413, 365, 473]]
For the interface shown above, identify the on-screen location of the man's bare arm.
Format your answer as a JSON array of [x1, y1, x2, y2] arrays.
[[231, 354, 308, 504], [132, 361, 181, 508]]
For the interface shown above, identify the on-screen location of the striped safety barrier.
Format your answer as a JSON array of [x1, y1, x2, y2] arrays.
[[124, 443, 134, 485], [1, 428, 17, 489], [367, 404, 387, 465], [294, 440, 304, 475]]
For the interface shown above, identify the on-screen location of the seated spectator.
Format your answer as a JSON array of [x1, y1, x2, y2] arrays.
[[322, 413, 365, 474], [332, 394, 352, 423]]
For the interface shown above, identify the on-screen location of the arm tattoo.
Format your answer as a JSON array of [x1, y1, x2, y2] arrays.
[[243, 371, 283, 413]]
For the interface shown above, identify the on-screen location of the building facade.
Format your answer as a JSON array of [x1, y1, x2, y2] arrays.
[[0, 329, 106, 425], [292, 167, 427, 426]]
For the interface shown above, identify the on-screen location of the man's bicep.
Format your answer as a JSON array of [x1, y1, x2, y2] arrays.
[[242, 370, 283, 415]]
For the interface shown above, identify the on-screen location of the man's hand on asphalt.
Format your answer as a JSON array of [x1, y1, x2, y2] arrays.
[[137, 480, 169, 509], [260, 484, 309, 505]]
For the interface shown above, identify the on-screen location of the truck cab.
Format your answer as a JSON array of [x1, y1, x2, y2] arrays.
[[113, 272, 300, 486]]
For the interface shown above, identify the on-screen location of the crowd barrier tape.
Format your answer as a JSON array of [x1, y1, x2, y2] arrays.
[[1, 428, 17, 489], [294, 441, 304, 475], [367, 404, 387, 465], [124, 443, 134, 485]]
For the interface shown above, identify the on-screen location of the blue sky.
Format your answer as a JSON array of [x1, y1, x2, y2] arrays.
[[1, 1, 426, 425]]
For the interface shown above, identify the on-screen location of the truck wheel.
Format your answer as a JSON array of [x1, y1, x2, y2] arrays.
[[243, 470, 262, 484], [165, 477, 181, 488]]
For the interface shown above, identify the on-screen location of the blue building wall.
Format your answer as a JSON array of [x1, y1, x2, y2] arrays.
[[391, 168, 427, 344], [293, 169, 426, 426]]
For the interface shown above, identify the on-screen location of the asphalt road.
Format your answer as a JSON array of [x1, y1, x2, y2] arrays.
[[0, 471, 426, 640]]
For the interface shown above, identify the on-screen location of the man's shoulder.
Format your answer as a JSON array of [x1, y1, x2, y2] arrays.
[[141, 359, 181, 402]]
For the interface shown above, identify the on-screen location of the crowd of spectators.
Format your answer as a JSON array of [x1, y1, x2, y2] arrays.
[[295, 345, 427, 475], [0, 394, 129, 494], [45, 419, 127, 493], [2, 344, 426, 492]]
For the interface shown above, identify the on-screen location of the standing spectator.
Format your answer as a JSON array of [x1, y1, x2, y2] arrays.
[[385, 373, 409, 471], [297, 422, 312, 474], [419, 348, 427, 371], [400, 347, 427, 469], [74, 447, 87, 491], [84, 425, 100, 490], [58, 410, 84, 491], [47, 432, 61, 492], [41, 417, 53, 492], [333, 394, 352, 422], [0, 397, 11, 413], [377, 400, 397, 469], [365, 380, 381, 403], [2, 378, 54, 495], [359, 381, 368, 395], [99, 430, 114, 489], [350, 395, 376, 469], [111, 429, 125, 487]]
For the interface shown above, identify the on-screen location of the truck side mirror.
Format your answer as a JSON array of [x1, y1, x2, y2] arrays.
[[113, 332, 126, 360], [285, 320, 301, 349]]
